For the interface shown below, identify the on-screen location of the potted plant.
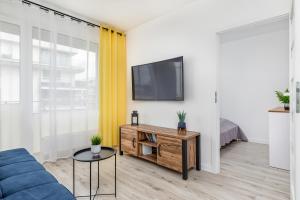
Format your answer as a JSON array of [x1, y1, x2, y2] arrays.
[[91, 135, 102, 154], [275, 89, 290, 110], [177, 111, 186, 130]]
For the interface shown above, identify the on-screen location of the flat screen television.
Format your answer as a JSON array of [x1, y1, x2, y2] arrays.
[[132, 56, 184, 101]]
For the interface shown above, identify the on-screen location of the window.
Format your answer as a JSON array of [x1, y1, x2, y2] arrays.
[[0, 21, 20, 103], [32, 27, 98, 114], [0, 0, 99, 161]]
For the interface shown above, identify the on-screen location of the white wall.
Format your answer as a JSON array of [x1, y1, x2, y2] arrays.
[[219, 18, 289, 144], [126, 0, 290, 173]]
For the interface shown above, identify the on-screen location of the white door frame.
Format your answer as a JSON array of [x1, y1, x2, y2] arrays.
[[290, 0, 298, 199]]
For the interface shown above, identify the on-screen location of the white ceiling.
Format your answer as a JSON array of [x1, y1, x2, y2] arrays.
[[41, 0, 197, 31]]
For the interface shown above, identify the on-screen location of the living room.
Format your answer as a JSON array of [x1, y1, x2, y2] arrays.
[[0, 0, 299, 200]]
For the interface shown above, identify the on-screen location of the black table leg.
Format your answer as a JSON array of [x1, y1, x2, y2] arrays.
[[90, 162, 92, 200], [182, 140, 188, 180], [196, 135, 201, 171], [115, 154, 117, 197], [73, 159, 75, 195], [119, 127, 123, 155], [97, 161, 99, 189]]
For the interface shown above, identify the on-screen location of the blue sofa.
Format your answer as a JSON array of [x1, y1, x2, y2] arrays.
[[0, 148, 75, 200]]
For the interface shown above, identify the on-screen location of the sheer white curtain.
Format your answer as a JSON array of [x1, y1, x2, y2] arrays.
[[0, 0, 99, 162]]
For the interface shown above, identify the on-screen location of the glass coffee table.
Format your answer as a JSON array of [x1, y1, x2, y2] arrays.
[[72, 147, 117, 200]]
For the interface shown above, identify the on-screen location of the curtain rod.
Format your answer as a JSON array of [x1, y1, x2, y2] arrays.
[[21, 0, 123, 36]]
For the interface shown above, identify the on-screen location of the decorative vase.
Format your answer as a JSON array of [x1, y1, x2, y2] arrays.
[[91, 145, 101, 154], [131, 110, 139, 126], [178, 122, 186, 130], [284, 103, 289, 111]]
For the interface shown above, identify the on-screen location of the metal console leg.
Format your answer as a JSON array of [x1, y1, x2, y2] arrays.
[[196, 135, 201, 171], [119, 127, 123, 155], [73, 159, 75, 195], [182, 140, 188, 180], [89, 162, 92, 200], [97, 161, 99, 188]]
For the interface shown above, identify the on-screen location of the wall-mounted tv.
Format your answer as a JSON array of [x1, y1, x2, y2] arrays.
[[132, 56, 184, 101]]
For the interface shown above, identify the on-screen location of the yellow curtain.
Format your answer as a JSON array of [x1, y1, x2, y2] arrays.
[[99, 27, 127, 147]]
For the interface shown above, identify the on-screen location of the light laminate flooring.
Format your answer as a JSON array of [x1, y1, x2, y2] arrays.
[[44, 141, 290, 200]]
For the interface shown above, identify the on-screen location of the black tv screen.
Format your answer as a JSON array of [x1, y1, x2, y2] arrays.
[[132, 57, 184, 101]]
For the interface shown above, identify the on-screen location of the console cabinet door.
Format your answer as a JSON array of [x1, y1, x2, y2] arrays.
[[121, 128, 138, 156], [157, 135, 182, 172]]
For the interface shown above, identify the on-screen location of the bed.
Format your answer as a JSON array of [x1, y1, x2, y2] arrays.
[[220, 118, 248, 147]]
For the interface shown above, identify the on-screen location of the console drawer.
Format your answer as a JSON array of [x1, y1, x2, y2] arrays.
[[121, 128, 138, 156], [157, 135, 182, 172]]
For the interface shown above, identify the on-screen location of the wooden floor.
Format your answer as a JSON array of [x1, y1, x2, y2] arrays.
[[44, 141, 290, 200]]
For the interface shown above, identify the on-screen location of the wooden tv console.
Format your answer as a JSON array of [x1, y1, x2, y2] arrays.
[[119, 124, 201, 180]]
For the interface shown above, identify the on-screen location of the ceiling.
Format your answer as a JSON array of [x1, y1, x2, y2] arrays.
[[41, 0, 197, 31]]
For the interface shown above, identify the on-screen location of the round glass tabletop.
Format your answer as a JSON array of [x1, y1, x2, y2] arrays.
[[73, 147, 116, 162]]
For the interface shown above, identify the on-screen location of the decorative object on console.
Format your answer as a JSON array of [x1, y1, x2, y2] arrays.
[[91, 135, 102, 154], [177, 111, 186, 130], [142, 145, 152, 155], [178, 129, 187, 135], [131, 110, 139, 125], [275, 89, 290, 110]]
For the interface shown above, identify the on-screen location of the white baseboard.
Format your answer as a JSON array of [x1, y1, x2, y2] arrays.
[[200, 163, 218, 174], [247, 138, 268, 145]]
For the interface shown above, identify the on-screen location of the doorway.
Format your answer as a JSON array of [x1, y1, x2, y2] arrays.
[[216, 14, 290, 199]]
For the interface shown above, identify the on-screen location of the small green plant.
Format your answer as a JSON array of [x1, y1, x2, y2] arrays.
[[275, 89, 290, 104], [91, 135, 102, 145], [177, 111, 186, 123]]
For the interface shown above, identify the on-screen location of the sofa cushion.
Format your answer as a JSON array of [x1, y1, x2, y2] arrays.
[[0, 170, 57, 197], [0, 160, 44, 180], [4, 183, 74, 200], [0, 154, 35, 167], [0, 148, 28, 158], [0, 148, 75, 200]]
